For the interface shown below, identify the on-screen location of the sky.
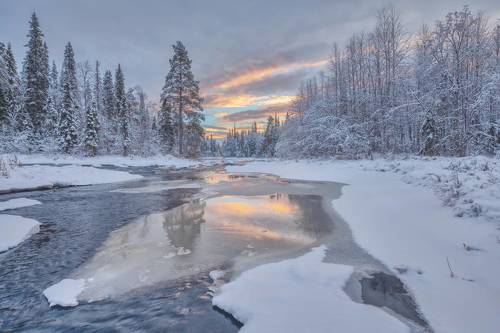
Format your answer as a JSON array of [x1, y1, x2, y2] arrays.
[[1, 0, 500, 138]]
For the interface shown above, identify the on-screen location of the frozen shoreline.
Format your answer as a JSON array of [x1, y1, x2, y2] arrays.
[[4, 153, 203, 168], [225, 156, 500, 333], [0, 164, 143, 193]]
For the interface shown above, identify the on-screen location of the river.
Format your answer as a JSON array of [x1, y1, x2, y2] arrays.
[[0, 164, 427, 332]]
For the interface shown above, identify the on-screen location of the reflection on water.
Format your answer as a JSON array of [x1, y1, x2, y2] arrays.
[[76, 190, 332, 301]]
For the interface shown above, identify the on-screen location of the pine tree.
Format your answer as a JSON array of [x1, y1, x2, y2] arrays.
[[84, 91, 99, 156], [0, 43, 8, 125], [102, 70, 115, 120], [115, 64, 129, 156], [22, 13, 49, 134], [59, 79, 78, 152], [58, 42, 79, 153], [59, 42, 79, 113], [484, 124, 497, 156], [94, 61, 102, 115], [46, 61, 59, 136], [420, 114, 437, 156], [100, 69, 115, 152], [262, 116, 279, 157], [161, 41, 203, 156], [3, 43, 20, 126], [158, 99, 175, 153]]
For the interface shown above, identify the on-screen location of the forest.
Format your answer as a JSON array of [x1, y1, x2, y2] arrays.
[[0, 14, 204, 157]]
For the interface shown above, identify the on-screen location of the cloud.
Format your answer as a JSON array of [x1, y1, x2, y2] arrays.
[[204, 93, 294, 108], [221, 103, 290, 123], [204, 125, 228, 138], [208, 59, 327, 91]]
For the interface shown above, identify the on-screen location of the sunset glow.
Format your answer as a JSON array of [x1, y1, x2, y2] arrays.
[[210, 59, 328, 91]]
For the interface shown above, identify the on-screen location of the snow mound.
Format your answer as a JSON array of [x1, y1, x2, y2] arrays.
[[11, 153, 201, 168], [0, 198, 41, 211], [213, 246, 409, 333], [209, 269, 225, 281], [0, 214, 40, 252], [43, 278, 85, 307], [0, 164, 142, 192]]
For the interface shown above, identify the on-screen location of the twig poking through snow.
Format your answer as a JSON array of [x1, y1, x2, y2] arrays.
[[446, 256, 455, 278]]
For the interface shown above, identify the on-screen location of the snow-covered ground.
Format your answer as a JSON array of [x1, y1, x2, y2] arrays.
[[0, 164, 143, 193], [213, 246, 409, 333], [0, 198, 42, 252], [225, 157, 500, 333], [6, 153, 204, 168]]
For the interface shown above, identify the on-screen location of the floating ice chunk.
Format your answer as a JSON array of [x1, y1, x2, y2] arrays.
[[0, 198, 41, 211], [0, 214, 40, 252], [43, 278, 85, 307]]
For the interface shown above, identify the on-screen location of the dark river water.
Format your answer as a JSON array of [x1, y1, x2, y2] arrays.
[[0, 164, 427, 332]]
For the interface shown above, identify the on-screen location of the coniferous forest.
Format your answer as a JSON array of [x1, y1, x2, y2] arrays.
[[0, 13, 204, 157]]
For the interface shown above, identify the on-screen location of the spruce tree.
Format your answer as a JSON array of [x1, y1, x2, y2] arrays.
[[115, 64, 129, 156], [161, 41, 203, 156], [262, 116, 279, 157], [59, 42, 79, 112], [58, 42, 79, 153], [46, 61, 59, 136], [0, 43, 8, 124], [94, 61, 102, 116], [22, 13, 49, 134], [158, 99, 174, 153], [420, 114, 437, 156], [59, 79, 78, 152], [3, 43, 20, 125], [484, 124, 497, 156], [102, 70, 115, 119], [84, 92, 99, 156]]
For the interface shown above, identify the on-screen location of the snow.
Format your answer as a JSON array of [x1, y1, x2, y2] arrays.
[[213, 246, 409, 333], [0, 198, 41, 211], [209, 269, 225, 281], [0, 198, 42, 251], [8, 153, 203, 168], [226, 157, 500, 333], [0, 164, 142, 193], [43, 278, 85, 307], [0, 214, 40, 252]]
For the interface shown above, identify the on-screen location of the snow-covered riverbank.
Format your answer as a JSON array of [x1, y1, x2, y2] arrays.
[[6, 153, 203, 168], [224, 156, 500, 333], [0, 164, 143, 193]]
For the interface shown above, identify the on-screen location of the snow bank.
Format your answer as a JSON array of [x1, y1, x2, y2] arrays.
[[0, 198, 41, 211], [43, 279, 85, 307], [9, 153, 202, 168], [213, 246, 409, 333], [0, 214, 40, 252], [227, 158, 500, 333], [0, 164, 142, 193]]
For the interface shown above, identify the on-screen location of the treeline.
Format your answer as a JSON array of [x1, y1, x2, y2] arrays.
[[0, 13, 203, 157], [203, 115, 281, 157], [278, 6, 500, 158]]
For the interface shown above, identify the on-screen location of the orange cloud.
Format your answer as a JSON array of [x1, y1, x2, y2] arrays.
[[210, 59, 328, 90], [205, 93, 294, 109]]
